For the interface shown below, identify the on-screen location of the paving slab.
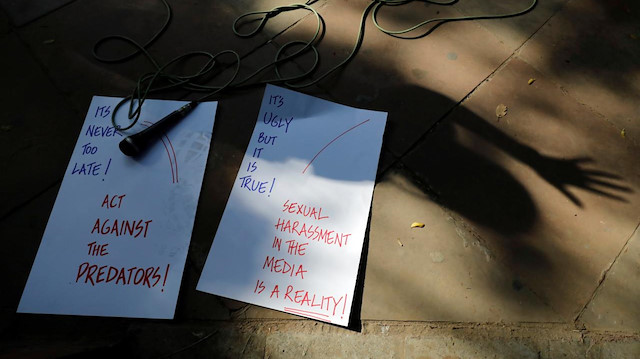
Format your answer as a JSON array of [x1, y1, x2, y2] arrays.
[[402, 56, 640, 320], [456, 0, 568, 51], [265, 331, 404, 359], [0, 34, 82, 219], [362, 166, 558, 322], [580, 225, 640, 332], [0, 0, 74, 27], [405, 335, 542, 359], [181, 81, 393, 321], [7, 0, 307, 322], [267, 0, 514, 157], [0, 184, 58, 332], [518, 0, 640, 143]]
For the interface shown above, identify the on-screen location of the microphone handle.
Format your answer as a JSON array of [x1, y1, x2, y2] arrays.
[[119, 101, 198, 156]]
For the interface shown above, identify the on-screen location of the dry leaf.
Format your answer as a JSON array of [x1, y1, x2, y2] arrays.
[[0, 125, 12, 132], [42, 39, 55, 44], [397, 239, 404, 247], [630, 34, 638, 40], [496, 104, 508, 119], [411, 222, 425, 228], [621, 128, 626, 138], [528, 78, 536, 85]]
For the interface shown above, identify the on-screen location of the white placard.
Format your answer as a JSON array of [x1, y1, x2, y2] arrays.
[[197, 85, 387, 326], [18, 96, 217, 319]]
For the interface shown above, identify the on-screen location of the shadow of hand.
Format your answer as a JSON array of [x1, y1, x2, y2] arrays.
[[532, 155, 633, 207]]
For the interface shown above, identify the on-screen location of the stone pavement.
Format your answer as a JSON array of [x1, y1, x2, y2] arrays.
[[1, 0, 639, 357]]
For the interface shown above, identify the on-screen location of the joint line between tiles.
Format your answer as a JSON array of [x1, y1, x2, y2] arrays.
[[390, 0, 570, 170], [391, 44, 517, 169], [379, 2, 576, 308], [0, 178, 62, 222], [511, 0, 634, 143], [574, 220, 640, 324]]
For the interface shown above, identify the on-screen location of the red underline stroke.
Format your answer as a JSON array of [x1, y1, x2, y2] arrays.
[[302, 119, 370, 174]]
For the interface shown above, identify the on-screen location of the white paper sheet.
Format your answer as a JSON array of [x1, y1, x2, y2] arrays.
[[18, 96, 217, 319], [197, 85, 387, 326]]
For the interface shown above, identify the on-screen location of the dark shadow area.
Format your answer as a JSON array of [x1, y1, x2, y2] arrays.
[[385, 85, 610, 276], [539, 0, 640, 102], [393, 83, 632, 208], [345, 210, 374, 332]]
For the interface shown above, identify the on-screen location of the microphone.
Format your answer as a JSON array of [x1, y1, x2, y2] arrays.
[[119, 101, 199, 157]]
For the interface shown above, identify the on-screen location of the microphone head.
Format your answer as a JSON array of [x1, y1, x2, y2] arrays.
[[117, 101, 198, 157], [119, 136, 141, 157]]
